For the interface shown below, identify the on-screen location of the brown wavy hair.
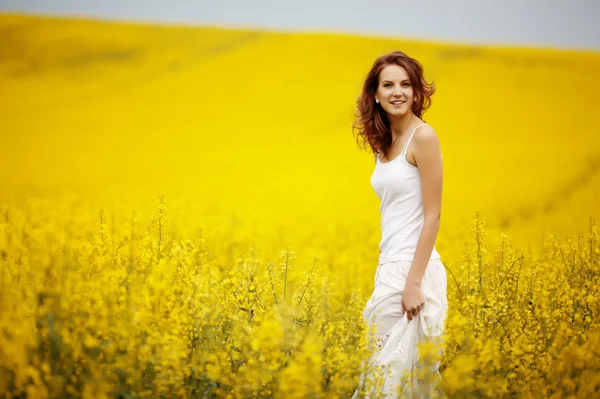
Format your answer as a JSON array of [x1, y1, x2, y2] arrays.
[[352, 50, 436, 158]]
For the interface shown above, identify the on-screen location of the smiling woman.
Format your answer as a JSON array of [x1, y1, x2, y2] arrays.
[[353, 51, 435, 163], [352, 50, 447, 398]]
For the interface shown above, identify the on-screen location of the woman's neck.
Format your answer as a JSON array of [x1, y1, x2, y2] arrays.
[[389, 112, 417, 142]]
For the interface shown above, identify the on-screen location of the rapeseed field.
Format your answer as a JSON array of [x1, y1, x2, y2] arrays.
[[1, 14, 599, 398]]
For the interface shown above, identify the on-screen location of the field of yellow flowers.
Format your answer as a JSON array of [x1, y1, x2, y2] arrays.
[[1, 13, 600, 398]]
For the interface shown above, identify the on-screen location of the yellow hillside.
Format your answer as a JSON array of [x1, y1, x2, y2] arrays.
[[2, 14, 599, 237]]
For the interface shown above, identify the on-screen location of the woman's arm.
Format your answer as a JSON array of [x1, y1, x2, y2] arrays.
[[401, 125, 443, 320]]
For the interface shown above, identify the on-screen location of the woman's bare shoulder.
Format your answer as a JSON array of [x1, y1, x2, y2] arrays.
[[415, 124, 438, 139], [413, 124, 441, 149]]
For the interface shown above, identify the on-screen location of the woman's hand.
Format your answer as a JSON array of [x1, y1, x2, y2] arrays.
[[402, 281, 425, 321]]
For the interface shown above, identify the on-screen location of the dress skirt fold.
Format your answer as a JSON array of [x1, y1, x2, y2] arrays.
[[352, 258, 448, 398]]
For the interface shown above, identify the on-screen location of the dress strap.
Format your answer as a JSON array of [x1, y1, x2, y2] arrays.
[[400, 123, 427, 156]]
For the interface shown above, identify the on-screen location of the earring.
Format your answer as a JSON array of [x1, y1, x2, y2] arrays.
[[375, 99, 380, 103]]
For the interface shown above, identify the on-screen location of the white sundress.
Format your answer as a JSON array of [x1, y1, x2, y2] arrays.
[[352, 123, 449, 398]]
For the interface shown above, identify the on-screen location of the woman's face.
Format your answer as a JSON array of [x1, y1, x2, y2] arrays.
[[375, 64, 416, 117]]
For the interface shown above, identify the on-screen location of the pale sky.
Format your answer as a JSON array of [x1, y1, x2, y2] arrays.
[[1, 0, 599, 50]]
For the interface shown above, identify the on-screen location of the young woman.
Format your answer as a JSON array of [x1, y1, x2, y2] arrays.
[[352, 51, 448, 398]]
